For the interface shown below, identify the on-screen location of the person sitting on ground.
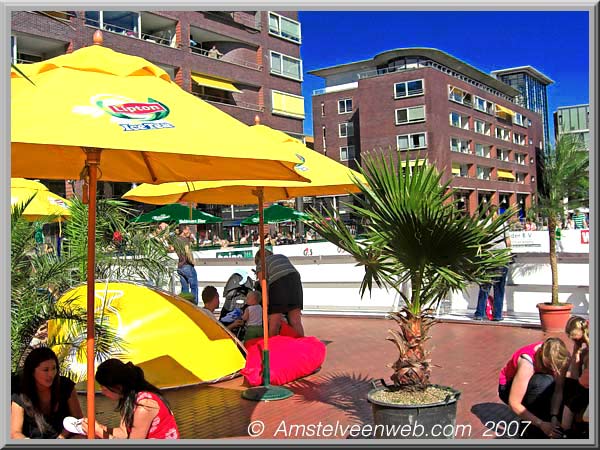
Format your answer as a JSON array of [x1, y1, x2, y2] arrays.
[[560, 316, 589, 437], [201, 285, 244, 332], [498, 337, 570, 438], [11, 347, 83, 439], [82, 359, 179, 439], [242, 291, 263, 342]]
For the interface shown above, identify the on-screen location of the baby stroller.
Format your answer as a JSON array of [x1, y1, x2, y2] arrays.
[[220, 269, 254, 340]]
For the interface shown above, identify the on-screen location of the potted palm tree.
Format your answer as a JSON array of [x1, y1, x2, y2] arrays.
[[307, 152, 514, 439], [534, 134, 588, 332]]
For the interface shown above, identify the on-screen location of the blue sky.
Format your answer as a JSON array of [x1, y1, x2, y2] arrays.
[[298, 11, 590, 141]]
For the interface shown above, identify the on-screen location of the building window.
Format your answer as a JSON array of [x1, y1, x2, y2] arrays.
[[320, 102, 325, 116], [271, 90, 305, 119], [476, 166, 491, 181], [338, 98, 352, 114], [513, 132, 526, 146], [515, 152, 527, 165], [449, 112, 470, 130], [497, 148, 510, 161], [268, 12, 301, 43], [339, 122, 354, 137], [269, 51, 302, 81], [516, 172, 527, 184], [495, 126, 511, 142], [474, 119, 491, 136], [394, 79, 424, 98], [340, 145, 355, 161], [322, 126, 327, 152], [475, 143, 491, 158], [452, 162, 470, 177], [397, 133, 427, 151], [448, 85, 472, 107], [474, 96, 494, 114], [450, 138, 471, 154], [395, 105, 426, 125], [513, 112, 525, 127]]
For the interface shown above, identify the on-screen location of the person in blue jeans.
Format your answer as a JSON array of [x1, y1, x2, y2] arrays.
[[474, 206, 512, 321], [174, 225, 198, 304]]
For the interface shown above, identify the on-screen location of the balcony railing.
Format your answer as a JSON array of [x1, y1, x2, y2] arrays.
[[192, 92, 263, 112], [189, 45, 262, 71]]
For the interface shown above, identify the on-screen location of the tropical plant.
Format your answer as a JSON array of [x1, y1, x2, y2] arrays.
[[10, 198, 119, 374], [63, 197, 174, 287], [534, 134, 589, 305], [307, 152, 514, 392]]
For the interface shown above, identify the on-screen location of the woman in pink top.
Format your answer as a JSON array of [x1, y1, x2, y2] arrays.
[[498, 337, 569, 438], [82, 359, 179, 439]]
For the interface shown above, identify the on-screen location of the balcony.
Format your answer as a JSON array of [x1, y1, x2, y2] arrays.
[[191, 91, 262, 112], [11, 33, 68, 65], [84, 12, 179, 48], [189, 26, 262, 71], [202, 11, 261, 31]]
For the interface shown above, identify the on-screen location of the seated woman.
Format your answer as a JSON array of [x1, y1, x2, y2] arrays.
[[82, 359, 179, 439], [561, 316, 589, 437], [498, 337, 570, 438], [11, 347, 83, 439]]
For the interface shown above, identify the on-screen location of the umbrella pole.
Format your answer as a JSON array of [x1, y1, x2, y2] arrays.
[[84, 149, 101, 438], [242, 188, 292, 401]]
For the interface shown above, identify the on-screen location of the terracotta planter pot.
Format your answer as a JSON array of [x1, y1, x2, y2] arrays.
[[537, 302, 574, 332]]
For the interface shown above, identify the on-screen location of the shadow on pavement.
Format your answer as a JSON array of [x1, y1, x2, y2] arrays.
[[471, 402, 521, 439]]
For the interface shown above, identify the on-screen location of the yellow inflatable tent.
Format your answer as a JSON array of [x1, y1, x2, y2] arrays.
[[48, 281, 246, 390]]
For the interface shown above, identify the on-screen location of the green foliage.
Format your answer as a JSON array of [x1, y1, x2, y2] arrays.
[[11, 194, 175, 376], [533, 134, 589, 305]]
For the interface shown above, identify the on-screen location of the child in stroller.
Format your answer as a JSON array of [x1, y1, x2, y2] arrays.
[[219, 269, 254, 340]]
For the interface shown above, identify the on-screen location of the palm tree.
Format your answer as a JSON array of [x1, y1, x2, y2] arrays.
[[535, 134, 588, 305], [307, 152, 514, 392], [10, 198, 119, 374]]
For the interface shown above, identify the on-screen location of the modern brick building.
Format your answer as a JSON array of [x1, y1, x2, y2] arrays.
[[310, 48, 544, 219], [11, 10, 304, 223]]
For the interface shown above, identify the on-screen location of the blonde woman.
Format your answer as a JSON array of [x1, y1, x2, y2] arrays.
[[498, 337, 570, 438]]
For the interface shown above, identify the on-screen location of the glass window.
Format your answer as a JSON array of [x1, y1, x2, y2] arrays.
[[271, 90, 305, 119], [268, 12, 301, 43], [397, 133, 427, 151], [450, 138, 470, 153], [339, 122, 354, 137], [449, 112, 469, 130], [338, 98, 352, 114], [396, 105, 425, 124], [474, 96, 494, 114], [340, 145, 355, 161], [394, 79, 424, 98], [448, 86, 472, 106], [475, 143, 491, 158], [270, 51, 302, 81]]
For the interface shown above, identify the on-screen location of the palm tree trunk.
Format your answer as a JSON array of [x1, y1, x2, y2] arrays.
[[548, 216, 559, 305]]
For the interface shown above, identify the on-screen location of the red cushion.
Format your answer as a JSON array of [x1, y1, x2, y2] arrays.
[[241, 335, 326, 387], [279, 322, 301, 338]]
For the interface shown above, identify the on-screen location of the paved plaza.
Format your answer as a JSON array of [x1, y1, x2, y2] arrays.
[[80, 316, 564, 440]]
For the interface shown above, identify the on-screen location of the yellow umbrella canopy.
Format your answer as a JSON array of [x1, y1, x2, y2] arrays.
[[11, 44, 307, 184], [10, 34, 307, 434], [123, 124, 366, 205], [10, 178, 71, 221]]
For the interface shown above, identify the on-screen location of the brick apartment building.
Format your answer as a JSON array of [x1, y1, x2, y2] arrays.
[[11, 10, 304, 222], [310, 48, 543, 220]]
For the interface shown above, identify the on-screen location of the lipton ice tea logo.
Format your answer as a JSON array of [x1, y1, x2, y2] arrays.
[[73, 94, 175, 132]]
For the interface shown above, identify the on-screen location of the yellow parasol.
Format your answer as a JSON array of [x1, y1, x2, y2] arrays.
[[123, 120, 365, 400], [11, 32, 307, 436], [10, 178, 71, 221]]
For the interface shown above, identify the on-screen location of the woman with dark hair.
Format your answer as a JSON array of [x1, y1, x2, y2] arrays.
[[10, 347, 83, 439], [82, 359, 179, 439]]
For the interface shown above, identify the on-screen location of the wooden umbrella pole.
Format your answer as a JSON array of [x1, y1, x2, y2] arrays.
[[84, 149, 101, 439], [258, 188, 269, 353]]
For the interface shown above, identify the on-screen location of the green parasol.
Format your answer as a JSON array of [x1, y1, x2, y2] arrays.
[[134, 203, 222, 225], [241, 204, 309, 225]]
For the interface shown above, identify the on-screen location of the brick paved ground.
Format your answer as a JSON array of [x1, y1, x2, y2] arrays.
[[81, 316, 566, 440]]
